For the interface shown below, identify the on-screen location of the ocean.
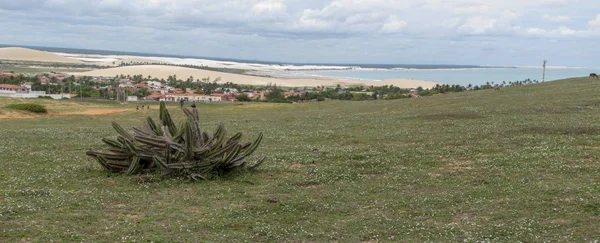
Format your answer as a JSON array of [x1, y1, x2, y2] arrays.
[[3, 45, 595, 86], [307, 68, 599, 87]]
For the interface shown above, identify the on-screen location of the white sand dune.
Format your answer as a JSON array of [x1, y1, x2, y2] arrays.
[[75, 65, 439, 88], [0, 47, 84, 64], [97, 58, 167, 67]]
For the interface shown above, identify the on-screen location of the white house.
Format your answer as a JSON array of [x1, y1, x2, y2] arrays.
[[0, 84, 29, 93], [147, 93, 222, 102]]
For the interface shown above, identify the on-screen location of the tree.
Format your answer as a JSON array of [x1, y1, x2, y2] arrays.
[[236, 93, 251, 102]]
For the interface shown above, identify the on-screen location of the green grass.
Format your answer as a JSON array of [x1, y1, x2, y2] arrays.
[[1, 78, 600, 241]]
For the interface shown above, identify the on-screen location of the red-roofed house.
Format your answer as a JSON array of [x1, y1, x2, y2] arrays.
[[0, 84, 29, 93], [0, 71, 17, 78], [211, 93, 236, 101], [282, 91, 303, 98], [135, 83, 149, 89]]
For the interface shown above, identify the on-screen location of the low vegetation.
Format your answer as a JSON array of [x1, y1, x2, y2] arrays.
[[86, 101, 265, 180], [1, 77, 599, 241], [4, 102, 47, 113]]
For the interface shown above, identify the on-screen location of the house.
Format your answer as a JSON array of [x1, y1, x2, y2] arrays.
[[94, 76, 112, 83], [282, 91, 303, 98], [0, 84, 30, 93], [214, 87, 239, 94], [119, 82, 134, 88], [0, 71, 17, 78], [135, 83, 149, 89], [38, 76, 49, 84], [146, 93, 223, 102], [211, 93, 236, 101], [22, 82, 32, 90], [147, 93, 165, 101], [147, 81, 162, 89]]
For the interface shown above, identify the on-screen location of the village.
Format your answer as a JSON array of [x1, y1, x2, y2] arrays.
[[0, 70, 332, 103], [1, 69, 503, 103]]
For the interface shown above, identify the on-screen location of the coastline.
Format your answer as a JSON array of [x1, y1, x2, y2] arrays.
[[73, 65, 440, 88], [4, 46, 594, 88]]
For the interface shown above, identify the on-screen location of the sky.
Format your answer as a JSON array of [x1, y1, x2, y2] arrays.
[[1, 0, 599, 66]]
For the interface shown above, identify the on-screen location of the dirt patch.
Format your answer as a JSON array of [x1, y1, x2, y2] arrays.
[[418, 112, 484, 120], [294, 181, 322, 188], [0, 112, 38, 119], [451, 213, 471, 225], [559, 196, 575, 202], [51, 109, 129, 116], [289, 163, 305, 169], [440, 157, 473, 173], [1, 108, 129, 119]]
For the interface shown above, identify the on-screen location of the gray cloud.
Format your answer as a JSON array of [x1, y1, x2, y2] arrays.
[[0, 0, 599, 65]]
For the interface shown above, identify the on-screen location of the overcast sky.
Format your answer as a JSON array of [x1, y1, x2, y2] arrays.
[[1, 0, 599, 66]]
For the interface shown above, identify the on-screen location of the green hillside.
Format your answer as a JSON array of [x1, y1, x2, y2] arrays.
[[1, 77, 599, 241]]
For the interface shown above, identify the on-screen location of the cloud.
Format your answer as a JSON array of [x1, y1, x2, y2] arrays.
[[252, 0, 286, 14], [457, 16, 497, 34], [589, 14, 600, 28], [455, 11, 519, 35], [379, 16, 407, 33], [542, 14, 570, 22], [525, 26, 584, 37], [1, 0, 600, 65], [451, 5, 491, 15]]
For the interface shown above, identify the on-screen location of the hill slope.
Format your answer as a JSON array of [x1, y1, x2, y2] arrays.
[[0, 47, 83, 64], [1, 78, 599, 241]]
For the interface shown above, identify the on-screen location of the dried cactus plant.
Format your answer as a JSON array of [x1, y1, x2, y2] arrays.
[[86, 101, 265, 180]]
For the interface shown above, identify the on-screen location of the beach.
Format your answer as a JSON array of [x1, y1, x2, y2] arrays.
[[0, 47, 441, 88], [0, 47, 83, 64], [75, 65, 440, 88]]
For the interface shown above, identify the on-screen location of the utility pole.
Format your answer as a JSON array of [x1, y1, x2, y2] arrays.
[[542, 60, 547, 82]]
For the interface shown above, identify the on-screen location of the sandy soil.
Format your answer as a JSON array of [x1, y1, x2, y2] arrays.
[[0, 108, 130, 119], [97, 58, 166, 67], [0, 47, 84, 64], [75, 65, 439, 88], [0, 112, 38, 119], [52, 109, 129, 116]]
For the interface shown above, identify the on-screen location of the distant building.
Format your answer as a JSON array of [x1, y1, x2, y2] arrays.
[[0, 71, 17, 78], [0, 84, 30, 93], [146, 93, 223, 102]]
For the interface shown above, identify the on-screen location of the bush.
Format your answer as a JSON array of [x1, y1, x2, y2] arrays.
[[37, 96, 53, 99], [86, 101, 265, 180], [236, 93, 251, 102], [5, 103, 48, 113]]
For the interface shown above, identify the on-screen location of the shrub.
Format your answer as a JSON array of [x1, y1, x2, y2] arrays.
[[5, 103, 48, 113], [86, 101, 265, 180], [37, 96, 53, 99], [236, 93, 251, 102]]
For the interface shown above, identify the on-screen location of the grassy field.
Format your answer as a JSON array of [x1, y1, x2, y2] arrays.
[[1, 78, 599, 241]]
